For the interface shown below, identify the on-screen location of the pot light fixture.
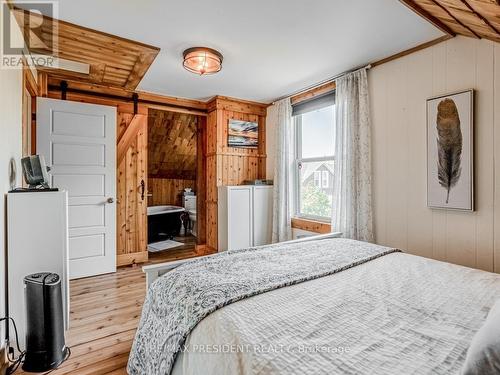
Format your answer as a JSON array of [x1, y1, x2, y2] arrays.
[[182, 47, 223, 75]]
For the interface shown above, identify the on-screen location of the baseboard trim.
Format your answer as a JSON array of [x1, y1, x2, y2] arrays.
[[117, 251, 149, 267]]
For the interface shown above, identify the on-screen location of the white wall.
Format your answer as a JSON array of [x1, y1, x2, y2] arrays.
[[0, 41, 23, 346], [370, 36, 500, 273]]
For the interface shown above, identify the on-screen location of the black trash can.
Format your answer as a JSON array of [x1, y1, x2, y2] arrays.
[[22, 272, 68, 372]]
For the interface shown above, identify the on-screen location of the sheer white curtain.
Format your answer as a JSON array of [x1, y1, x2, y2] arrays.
[[271, 98, 293, 243], [332, 68, 374, 242]]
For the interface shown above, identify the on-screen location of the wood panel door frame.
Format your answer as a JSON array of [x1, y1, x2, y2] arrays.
[[116, 104, 149, 266], [196, 115, 207, 247], [146, 108, 208, 252], [22, 59, 38, 157]]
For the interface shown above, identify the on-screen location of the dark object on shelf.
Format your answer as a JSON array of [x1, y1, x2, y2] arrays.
[[21, 155, 52, 189], [22, 273, 69, 373], [243, 179, 273, 185]]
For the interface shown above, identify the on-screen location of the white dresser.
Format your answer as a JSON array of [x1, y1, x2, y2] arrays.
[[6, 191, 70, 350], [217, 185, 273, 251]]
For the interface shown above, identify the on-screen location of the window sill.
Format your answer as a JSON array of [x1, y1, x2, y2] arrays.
[[291, 217, 331, 234]]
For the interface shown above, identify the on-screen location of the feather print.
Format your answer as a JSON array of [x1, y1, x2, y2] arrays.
[[436, 98, 462, 204]]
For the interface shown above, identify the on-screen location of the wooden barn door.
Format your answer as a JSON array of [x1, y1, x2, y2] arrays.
[[116, 104, 148, 266]]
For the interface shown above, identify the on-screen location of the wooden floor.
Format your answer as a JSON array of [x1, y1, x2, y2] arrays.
[[18, 238, 198, 375]]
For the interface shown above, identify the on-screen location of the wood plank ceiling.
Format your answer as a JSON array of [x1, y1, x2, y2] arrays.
[[400, 0, 500, 43], [148, 109, 198, 180], [12, 7, 159, 90]]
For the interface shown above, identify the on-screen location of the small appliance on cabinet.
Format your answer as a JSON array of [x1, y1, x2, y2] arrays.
[[217, 185, 273, 251]]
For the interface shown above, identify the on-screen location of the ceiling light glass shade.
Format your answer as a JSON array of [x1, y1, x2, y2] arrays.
[[182, 47, 223, 75]]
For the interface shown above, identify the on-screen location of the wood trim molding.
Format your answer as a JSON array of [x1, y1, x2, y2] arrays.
[[206, 95, 268, 116], [195, 244, 217, 256], [138, 91, 207, 111], [203, 246, 218, 255], [23, 58, 38, 97], [398, 0, 456, 36], [291, 217, 331, 234], [371, 35, 452, 67], [47, 76, 209, 114], [38, 72, 48, 97], [116, 252, 148, 267], [290, 81, 336, 106]]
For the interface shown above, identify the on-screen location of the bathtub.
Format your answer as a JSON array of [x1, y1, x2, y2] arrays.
[[147, 205, 185, 216], [147, 205, 186, 243]]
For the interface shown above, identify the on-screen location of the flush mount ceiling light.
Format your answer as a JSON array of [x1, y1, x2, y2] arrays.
[[182, 47, 223, 75]]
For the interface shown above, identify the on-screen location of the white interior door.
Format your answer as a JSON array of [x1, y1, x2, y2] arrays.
[[37, 97, 116, 279]]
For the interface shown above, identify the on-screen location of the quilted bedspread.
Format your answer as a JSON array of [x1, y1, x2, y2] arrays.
[[127, 239, 398, 374]]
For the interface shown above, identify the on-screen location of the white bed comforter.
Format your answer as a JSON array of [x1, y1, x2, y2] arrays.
[[171, 252, 500, 375]]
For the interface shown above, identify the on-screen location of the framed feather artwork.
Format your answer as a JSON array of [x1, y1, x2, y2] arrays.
[[427, 89, 474, 211]]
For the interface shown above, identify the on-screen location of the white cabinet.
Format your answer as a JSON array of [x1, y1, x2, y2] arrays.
[[7, 191, 70, 350], [218, 185, 273, 251], [253, 186, 273, 246]]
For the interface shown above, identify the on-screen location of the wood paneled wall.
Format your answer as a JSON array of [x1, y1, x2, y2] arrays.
[[148, 178, 195, 206], [206, 96, 268, 251], [116, 106, 148, 266], [370, 36, 500, 273]]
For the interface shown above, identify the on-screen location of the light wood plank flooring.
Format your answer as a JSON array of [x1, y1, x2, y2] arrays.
[[18, 239, 198, 375]]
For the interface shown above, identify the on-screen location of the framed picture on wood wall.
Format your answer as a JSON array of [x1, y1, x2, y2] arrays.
[[426, 89, 474, 211], [228, 119, 258, 148]]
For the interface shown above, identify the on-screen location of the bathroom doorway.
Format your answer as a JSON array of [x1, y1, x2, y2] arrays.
[[147, 108, 205, 262]]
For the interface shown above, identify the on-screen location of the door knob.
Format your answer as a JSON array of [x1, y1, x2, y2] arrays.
[[107, 197, 114, 204]]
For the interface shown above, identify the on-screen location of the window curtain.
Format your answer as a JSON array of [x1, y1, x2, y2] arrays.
[[332, 68, 374, 242], [271, 98, 293, 243]]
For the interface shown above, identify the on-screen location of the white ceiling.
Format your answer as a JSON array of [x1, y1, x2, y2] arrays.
[[35, 0, 442, 103]]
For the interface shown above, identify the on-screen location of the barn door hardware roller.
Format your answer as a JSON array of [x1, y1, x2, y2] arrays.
[[132, 93, 139, 115]]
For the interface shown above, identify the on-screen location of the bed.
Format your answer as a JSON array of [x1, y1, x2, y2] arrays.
[[128, 234, 500, 375]]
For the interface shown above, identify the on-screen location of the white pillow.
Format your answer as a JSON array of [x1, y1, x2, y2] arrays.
[[462, 299, 500, 375]]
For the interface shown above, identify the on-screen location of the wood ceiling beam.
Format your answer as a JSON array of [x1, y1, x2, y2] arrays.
[[11, 6, 160, 90], [459, 0, 500, 36], [430, 0, 481, 38], [398, 0, 456, 36], [124, 52, 158, 90]]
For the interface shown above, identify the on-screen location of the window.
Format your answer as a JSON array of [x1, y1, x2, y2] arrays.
[[322, 170, 329, 188], [313, 171, 321, 187], [293, 94, 335, 221]]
